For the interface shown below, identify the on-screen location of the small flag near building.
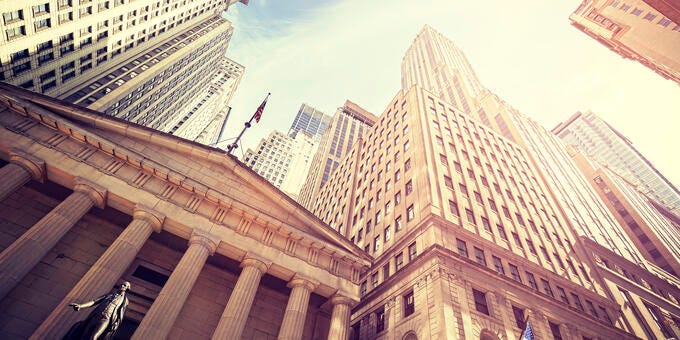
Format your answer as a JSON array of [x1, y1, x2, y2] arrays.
[[520, 320, 535, 340], [253, 92, 270, 123]]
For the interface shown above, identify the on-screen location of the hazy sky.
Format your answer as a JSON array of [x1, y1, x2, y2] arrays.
[[221, 0, 680, 186]]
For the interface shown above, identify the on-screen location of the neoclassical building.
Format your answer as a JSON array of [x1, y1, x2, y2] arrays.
[[0, 82, 371, 339]]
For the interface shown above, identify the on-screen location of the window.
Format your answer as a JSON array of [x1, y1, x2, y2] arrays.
[[35, 18, 51, 30], [395, 191, 401, 205], [465, 209, 475, 224], [395, 216, 402, 232], [556, 286, 569, 304], [481, 217, 491, 232], [376, 306, 386, 332], [395, 252, 404, 270], [383, 264, 390, 280], [472, 289, 489, 315], [526, 272, 537, 290], [512, 305, 526, 329], [371, 272, 379, 287], [643, 13, 656, 21], [360, 281, 367, 296], [549, 321, 562, 340], [405, 180, 413, 195], [12, 62, 31, 76], [404, 158, 411, 171], [492, 256, 504, 274], [6, 26, 26, 40], [509, 264, 521, 282], [444, 176, 454, 189], [407, 204, 414, 222], [631, 8, 642, 15], [599, 307, 612, 324], [474, 247, 486, 266], [541, 279, 554, 298], [571, 293, 584, 311], [457, 239, 468, 257], [449, 200, 458, 215], [404, 290, 415, 317], [384, 226, 391, 242], [408, 242, 417, 260], [497, 224, 507, 240], [488, 199, 497, 211], [33, 3, 50, 15], [374, 236, 380, 252], [3, 9, 23, 23]]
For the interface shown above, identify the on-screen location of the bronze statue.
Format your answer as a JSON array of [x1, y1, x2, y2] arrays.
[[63, 281, 130, 340]]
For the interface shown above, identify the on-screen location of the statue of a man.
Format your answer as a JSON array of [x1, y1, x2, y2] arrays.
[[63, 281, 130, 340]]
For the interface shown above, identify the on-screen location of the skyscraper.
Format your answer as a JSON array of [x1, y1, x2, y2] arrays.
[[242, 130, 318, 199], [314, 86, 632, 339], [553, 111, 680, 216], [0, 0, 246, 130], [401, 25, 484, 114], [311, 26, 680, 340], [297, 100, 377, 212], [168, 56, 244, 144], [288, 103, 331, 140], [569, 0, 680, 84]]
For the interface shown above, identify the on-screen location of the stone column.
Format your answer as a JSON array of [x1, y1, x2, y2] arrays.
[[278, 276, 317, 340], [0, 150, 45, 202], [0, 178, 106, 301], [31, 205, 164, 339], [211, 256, 271, 339], [327, 295, 354, 340], [132, 231, 218, 340]]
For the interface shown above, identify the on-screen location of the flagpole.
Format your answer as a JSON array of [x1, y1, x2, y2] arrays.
[[226, 92, 270, 154]]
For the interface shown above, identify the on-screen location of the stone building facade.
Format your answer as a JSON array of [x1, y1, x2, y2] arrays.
[[0, 82, 370, 339], [312, 86, 638, 339]]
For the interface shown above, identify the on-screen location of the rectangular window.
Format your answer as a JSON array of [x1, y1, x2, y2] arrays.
[[556, 286, 569, 304], [472, 289, 489, 315], [404, 290, 415, 317], [541, 279, 554, 298], [405, 180, 413, 195], [407, 204, 414, 222], [3, 9, 23, 23], [408, 242, 417, 260], [395, 252, 404, 270], [360, 281, 367, 296], [465, 209, 475, 224], [383, 264, 390, 280], [474, 247, 486, 266], [512, 305, 526, 329], [549, 321, 563, 340], [497, 224, 507, 240], [509, 263, 521, 282], [526, 272, 537, 290], [492, 256, 504, 274], [395, 216, 402, 232], [384, 226, 391, 242], [457, 239, 469, 257], [449, 200, 458, 215], [571, 293, 584, 311], [481, 217, 491, 232]]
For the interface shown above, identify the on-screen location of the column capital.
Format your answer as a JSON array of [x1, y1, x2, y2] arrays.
[[241, 255, 271, 274], [189, 230, 220, 255], [9, 149, 46, 182], [288, 275, 318, 291], [330, 294, 356, 307], [73, 177, 107, 208], [133, 204, 165, 232]]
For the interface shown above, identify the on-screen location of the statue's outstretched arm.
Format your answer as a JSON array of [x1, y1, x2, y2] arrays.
[[69, 294, 107, 311]]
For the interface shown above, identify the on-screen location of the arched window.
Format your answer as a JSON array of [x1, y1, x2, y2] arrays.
[[479, 329, 500, 340], [402, 331, 417, 340]]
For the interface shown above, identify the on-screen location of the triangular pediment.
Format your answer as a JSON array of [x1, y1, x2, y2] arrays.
[[0, 83, 369, 263]]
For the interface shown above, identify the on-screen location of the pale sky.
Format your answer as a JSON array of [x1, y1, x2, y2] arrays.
[[221, 0, 680, 187]]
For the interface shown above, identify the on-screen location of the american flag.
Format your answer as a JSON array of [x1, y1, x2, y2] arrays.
[[521, 320, 535, 340], [253, 93, 270, 123]]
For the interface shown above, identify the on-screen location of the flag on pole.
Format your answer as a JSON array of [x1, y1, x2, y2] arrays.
[[520, 320, 535, 340], [253, 92, 270, 123]]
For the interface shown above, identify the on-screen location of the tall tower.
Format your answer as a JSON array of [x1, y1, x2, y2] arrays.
[[401, 25, 484, 113], [553, 111, 680, 216], [297, 100, 377, 212], [569, 0, 680, 84], [288, 103, 331, 140], [169, 57, 244, 144], [0, 0, 246, 131]]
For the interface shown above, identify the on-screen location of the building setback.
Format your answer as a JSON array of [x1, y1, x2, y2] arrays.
[[569, 0, 680, 84], [553, 110, 680, 216], [0, 0, 245, 132], [0, 82, 370, 339], [297, 100, 377, 213]]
